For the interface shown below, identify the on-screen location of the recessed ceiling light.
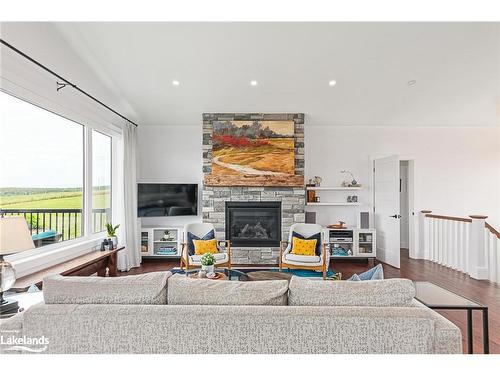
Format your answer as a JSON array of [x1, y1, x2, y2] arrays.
[[250, 80, 258, 86], [407, 80, 416, 86], [328, 80, 337, 87], [172, 80, 180, 86]]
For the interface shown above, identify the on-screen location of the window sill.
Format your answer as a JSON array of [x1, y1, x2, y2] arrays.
[[7, 235, 106, 279]]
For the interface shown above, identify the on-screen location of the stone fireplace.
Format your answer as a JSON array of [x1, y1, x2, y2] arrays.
[[202, 113, 305, 264], [226, 202, 281, 247]]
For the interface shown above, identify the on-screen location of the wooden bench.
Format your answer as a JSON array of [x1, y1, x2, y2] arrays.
[[13, 247, 124, 290]]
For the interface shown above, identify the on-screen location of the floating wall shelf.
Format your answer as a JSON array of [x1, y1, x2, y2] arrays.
[[306, 202, 362, 206], [306, 186, 363, 191]]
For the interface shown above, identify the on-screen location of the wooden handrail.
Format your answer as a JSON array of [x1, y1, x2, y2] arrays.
[[425, 214, 472, 223], [485, 222, 500, 239], [425, 212, 499, 239]]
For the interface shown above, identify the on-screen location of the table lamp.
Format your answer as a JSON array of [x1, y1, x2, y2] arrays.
[[0, 216, 35, 314]]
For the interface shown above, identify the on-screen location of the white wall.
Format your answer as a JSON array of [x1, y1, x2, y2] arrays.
[[137, 124, 500, 237], [137, 125, 203, 229], [306, 126, 500, 231]]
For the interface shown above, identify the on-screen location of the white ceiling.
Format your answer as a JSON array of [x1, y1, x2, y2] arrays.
[[54, 22, 499, 127]]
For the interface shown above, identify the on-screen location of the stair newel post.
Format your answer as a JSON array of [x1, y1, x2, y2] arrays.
[[468, 215, 488, 280], [419, 210, 432, 259]]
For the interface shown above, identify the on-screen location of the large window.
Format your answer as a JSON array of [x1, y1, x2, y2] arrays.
[[0, 91, 114, 249]]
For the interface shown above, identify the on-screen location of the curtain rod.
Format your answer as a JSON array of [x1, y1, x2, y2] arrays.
[[0, 38, 139, 127]]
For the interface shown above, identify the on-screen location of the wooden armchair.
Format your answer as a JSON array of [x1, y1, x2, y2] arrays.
[[180, 223, 231, 271], [279, 223, 329, 279]]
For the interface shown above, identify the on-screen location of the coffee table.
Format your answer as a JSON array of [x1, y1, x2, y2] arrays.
[[188, 271, 227, 280], [414, 281, 489, 354], [245, 270, 293, 281]]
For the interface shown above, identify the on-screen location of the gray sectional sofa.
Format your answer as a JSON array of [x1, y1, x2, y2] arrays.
[[0, 272, 462, 354]]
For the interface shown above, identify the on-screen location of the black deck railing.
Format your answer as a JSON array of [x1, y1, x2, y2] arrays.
[[0, 208, 110, 243]]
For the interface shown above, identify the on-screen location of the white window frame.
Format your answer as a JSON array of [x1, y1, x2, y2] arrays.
[[90, 129, 114, 235], [3, 94, 122, 278]]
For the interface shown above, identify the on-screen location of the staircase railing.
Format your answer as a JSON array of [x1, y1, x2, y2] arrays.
[[419, 211, 499, 283]]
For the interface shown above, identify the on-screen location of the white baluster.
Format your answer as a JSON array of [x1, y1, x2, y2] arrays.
[[487, 230, 499, 283], [429, 218, 435, 261], [443, 220, 448, 266], [451, 221, 457, 270], [449, 221, 453, 268], [458, 221, 465, 272], [444, 220, 449, 266], [439, 219, 444, 265], [429, 218, 434, 261], [493, 236, 499, 283], [456, 222, 462, 271], [433, 218, 439, 263], [468, 215, 488, 280], [465, 222, 470, 274], [485, 230, 490, 280]]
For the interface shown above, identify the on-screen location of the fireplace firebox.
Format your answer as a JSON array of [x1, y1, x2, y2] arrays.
[[225, 202, 281, 247]]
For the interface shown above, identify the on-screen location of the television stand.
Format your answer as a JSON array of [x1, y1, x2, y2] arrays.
[[140, 226, 181, 259]]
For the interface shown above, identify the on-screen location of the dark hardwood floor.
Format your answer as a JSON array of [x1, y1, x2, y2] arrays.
[[120, 249, 500, 354]]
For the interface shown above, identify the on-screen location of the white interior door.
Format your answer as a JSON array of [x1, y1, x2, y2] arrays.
[[374, 155, 401, 268]]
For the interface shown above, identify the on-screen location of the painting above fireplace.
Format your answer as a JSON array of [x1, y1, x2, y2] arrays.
[[203, 113, 304, 187], [212, 120, 295, 176], [225, 202, 281, 247]]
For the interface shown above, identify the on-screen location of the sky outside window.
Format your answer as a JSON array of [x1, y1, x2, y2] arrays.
[[0, 91, 84, 189]]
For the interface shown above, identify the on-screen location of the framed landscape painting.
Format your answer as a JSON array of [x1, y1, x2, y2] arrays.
[[205, 120, 303, 186]]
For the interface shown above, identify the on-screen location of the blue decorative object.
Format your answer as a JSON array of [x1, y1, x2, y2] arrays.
[[31, 229, 57, 241], [291, 231, 322, 256], [283, 268, 336, 278], [348, 263, 384, 281], [332, 246, 349, 256], [187, 229, 215, 255]]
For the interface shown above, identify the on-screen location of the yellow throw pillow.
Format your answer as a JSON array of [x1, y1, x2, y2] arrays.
[[193, 239, 219, 255], [291, 237, 317, 256]]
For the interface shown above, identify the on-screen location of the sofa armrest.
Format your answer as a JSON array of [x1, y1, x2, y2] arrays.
[[411, 299, 463, 353], [0, 311, 24, 332]]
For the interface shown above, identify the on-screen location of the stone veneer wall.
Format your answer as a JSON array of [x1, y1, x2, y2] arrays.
[[202, 113, 305, 264]]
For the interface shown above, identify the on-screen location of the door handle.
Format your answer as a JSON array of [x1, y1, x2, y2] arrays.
[[390, 214, 401, 219]]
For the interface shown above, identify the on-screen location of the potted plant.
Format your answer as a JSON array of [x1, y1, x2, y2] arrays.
[[200, 253, 215, 274], [106, 223, 120, 249]]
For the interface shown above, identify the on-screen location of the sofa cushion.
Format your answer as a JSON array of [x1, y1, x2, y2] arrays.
[[288, 276, 416, 307], [187, 229, 215, 255], [193, 238, 219, 255], [190, 253, 227, 262], [290, 237, 317, 256], [167, 274, 288, 305], [43, 271, 171, 305], [291, 231, 322, 256], [284, 253, 321, 263]]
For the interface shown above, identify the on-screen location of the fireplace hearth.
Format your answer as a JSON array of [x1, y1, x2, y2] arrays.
[[225, 202, 281, 247]]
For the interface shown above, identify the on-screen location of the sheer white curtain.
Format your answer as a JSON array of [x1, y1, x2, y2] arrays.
[[116, 121, 141, 271]]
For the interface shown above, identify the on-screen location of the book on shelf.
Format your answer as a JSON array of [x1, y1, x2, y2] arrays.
[[156, 246, 177, 255]]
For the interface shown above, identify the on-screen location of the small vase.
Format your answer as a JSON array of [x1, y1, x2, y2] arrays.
[[110, 236, 118, 249], [202, 264, 214, 274]]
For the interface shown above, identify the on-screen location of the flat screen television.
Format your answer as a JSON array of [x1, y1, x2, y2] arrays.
[[137, 183, 198, 217]]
